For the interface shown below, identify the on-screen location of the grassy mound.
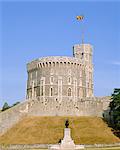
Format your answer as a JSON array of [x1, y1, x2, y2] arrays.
[[0, 116, 119, 144]]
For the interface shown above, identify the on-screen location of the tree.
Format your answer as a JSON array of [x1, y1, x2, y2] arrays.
[[2, 102, 10, 111], [109, 88, 120, 130]]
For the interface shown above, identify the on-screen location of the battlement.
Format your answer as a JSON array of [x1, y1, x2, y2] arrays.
[[73, 44, 93, 54], [27, 56, 83, 72]]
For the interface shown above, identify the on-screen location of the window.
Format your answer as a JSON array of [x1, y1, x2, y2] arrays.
[[50, 69, 54, 75], [41, 86, 43, 96], [81, 52, 84, 59], [68, 77, 71, 84], [50, 87, 53, 96], [40, 78, 45, 96], [50, 76, 54, 84], [69, 77, 71, 83], [68, 88, 72, 96], [88, 83, 89, 88]]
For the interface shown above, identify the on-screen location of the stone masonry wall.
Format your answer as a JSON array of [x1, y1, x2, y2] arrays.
[[27, 97, 110, 117], [0, 97, 110, 135], [0, 101, 29, 135]]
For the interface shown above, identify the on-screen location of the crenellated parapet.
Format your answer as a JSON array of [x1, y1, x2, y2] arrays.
[[27, 56, 83, 72]]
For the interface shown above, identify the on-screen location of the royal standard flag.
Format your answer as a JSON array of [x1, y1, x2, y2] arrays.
[[76, 15, 84, 20]]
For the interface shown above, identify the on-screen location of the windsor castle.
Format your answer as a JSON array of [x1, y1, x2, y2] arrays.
[[0, 43, 110, 135]]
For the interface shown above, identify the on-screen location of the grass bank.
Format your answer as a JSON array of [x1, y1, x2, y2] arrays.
[[0, 116, 120, 144]]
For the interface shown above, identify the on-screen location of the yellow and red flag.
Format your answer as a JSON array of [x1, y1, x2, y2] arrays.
[[76, 15, 84, 21]]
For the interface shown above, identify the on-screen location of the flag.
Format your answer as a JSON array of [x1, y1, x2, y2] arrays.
[[76, 16, 84, 21]]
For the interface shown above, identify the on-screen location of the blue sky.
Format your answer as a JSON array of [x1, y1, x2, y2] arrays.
[[0, 1, 120, 107]]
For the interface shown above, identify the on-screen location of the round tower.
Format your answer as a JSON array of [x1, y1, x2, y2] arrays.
[[26, 44, 94, 103]]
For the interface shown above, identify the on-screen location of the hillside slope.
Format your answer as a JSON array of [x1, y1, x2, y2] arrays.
[[0, 116, 119, 144]]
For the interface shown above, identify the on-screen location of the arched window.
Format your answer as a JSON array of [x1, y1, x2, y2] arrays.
[[68, 88, 72, 96]]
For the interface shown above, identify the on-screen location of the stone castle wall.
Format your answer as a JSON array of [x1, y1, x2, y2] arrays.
[[0, 101, 28, 135], [0, 97, 110, 135], [27, 97, 110, 117]]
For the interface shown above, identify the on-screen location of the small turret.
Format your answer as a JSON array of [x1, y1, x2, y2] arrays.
[[73, 44, 94, 97]]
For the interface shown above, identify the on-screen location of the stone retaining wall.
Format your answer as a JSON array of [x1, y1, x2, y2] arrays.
[[0, 100, 29, 135], [0, 143, 120, 150], [0, 97, 110, 135]]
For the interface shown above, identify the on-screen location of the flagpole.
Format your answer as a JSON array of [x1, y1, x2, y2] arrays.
[[82, 28, 84, 44], [76, 15, 84, 44]]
